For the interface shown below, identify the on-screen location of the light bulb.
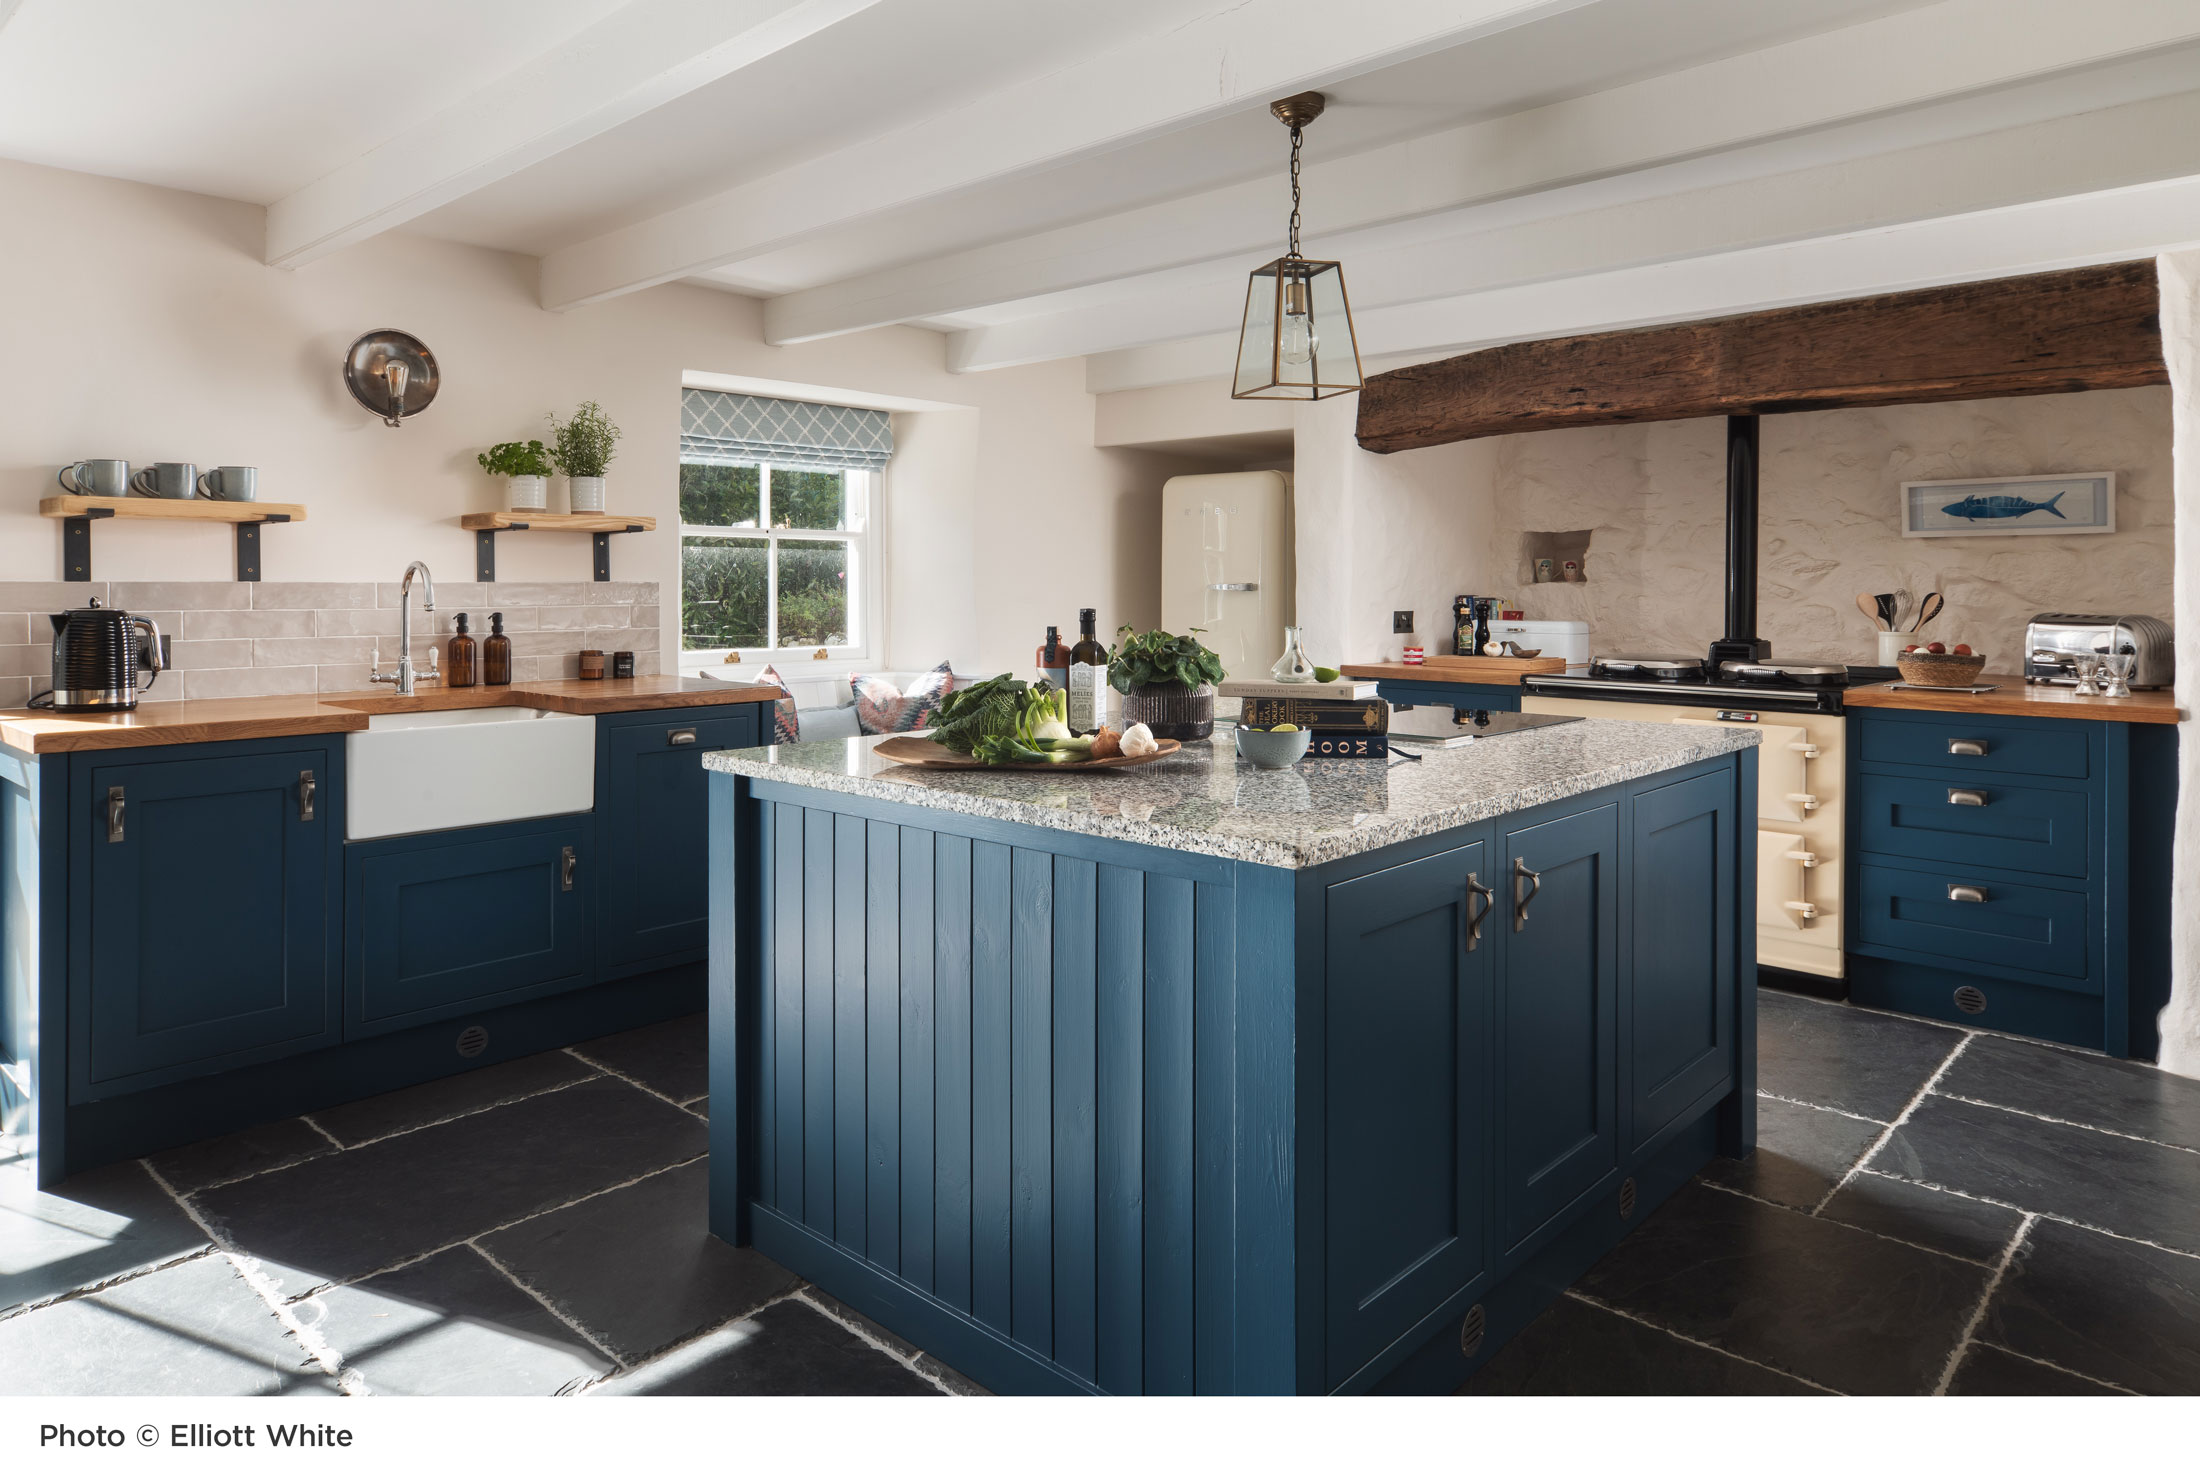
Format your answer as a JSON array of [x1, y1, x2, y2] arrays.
[[1279, 309, 1316, 367]]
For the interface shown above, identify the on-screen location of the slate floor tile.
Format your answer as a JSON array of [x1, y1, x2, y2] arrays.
[[0, 1255, 330, 1395], [306, 1246, 610, 1395], [1948, 1342, 2125, 1396], [0, 1158, 211, 1316], [688, 1097, 710, 1120], [592, 1298, 939, 1396], [1874, 1095, 2200, 1254], [1816, 1171, 2024, 1265], [1703, 1097, 1882, 1211], [1462, 1294, 1826, 1395], [309, 1049, 595, 1147], [194, 1079, 705, 1288], [149, 1119, 334, 1195], [1939, 1036, 2200, 1152], [1576, 1181, 1988, 1395], [479, 1158, 795, 1364], [1980, 1220, 2200, 1394], [1756, 992, 1963, 1122], [572, 1015, 708, 1103]]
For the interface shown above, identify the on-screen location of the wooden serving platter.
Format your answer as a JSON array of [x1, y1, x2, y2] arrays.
[[872, 735, 1182, 772]]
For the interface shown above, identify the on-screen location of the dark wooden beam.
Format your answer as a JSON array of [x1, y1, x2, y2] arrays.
[[1354, 261, 2167, 453]]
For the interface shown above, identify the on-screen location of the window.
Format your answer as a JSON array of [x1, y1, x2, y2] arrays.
[[679, 462, 874, 657], [677, 389, 893, 666]]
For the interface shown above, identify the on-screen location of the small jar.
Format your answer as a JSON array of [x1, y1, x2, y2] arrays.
[[611, 650, 635, 679], [578, 649, 606, 681]]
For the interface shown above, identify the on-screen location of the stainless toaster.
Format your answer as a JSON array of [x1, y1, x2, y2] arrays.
[[2024, 612, 2175, 688]]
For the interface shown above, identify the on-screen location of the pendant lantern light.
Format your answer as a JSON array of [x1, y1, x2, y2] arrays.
[[1231, 92, 1362, 400]]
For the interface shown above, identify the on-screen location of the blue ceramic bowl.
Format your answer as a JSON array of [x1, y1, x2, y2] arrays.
[[1234, 725, 1312, 769]]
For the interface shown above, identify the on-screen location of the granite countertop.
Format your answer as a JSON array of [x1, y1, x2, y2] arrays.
[[0, 676, 781, 756], [705, 720, 1761, 869]]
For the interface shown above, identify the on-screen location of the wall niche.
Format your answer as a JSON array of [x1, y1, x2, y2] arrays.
[[1520, 529, 1593, 584]]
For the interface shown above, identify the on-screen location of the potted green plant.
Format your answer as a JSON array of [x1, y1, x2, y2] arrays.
[[1108, 625, 1228, 741], [476, 439, 553, 510], [548, 401, 621, 513]]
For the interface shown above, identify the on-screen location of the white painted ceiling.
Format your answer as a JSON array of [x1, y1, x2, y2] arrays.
[[6, 0, 2200, 393]]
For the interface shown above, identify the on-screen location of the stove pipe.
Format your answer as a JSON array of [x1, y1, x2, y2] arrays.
[[1708, 413, 1771, 668]]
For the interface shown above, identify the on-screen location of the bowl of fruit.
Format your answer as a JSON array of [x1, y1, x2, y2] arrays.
[[1896, 640, 1987, 687], [1235, 721, 1312, 769]]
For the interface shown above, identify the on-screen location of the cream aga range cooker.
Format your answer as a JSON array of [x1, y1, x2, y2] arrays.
[[1521, 655, 1895, 985]]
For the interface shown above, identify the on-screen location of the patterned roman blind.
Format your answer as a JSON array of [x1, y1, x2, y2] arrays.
[[680, 388, 894, 473]]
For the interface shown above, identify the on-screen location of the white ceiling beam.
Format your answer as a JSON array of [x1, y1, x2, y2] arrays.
[[264, 0, 883, 269], [536, 0, 1599, 311], [767, 0, 2200, 343], [949, 85, 2200, 372], [1085, 173, 2200, 394]]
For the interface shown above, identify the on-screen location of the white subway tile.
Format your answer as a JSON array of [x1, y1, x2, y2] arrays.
[[629, 603, 660, 628], [252, 582, 377, 609], [0, 614, 27, 645], [0, 676, 28, 709], [315, 607, 401, 638], [0, 645, 47, 678], [110, 581, 252, 611], [486, 582, 573, 607], [170, 638, 254, 671], [180, 666, 318, 701], [316, 663, 385, 693], [182, 609, 315, 640], [535, 605, 585, 630], [0, 582, 103, 613], [254, 636, 376, 668], [377, 581, 487, 609]]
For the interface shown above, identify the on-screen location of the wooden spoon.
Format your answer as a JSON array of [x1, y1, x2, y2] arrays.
[[1855, 592, 1886, 630], [1912, 590, 1945, 635]]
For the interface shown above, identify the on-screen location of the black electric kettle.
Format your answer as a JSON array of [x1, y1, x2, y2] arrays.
[[36, 599, 167, 710]]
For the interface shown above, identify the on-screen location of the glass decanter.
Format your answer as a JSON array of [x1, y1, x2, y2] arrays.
[[1270, 625, 1316, 682]]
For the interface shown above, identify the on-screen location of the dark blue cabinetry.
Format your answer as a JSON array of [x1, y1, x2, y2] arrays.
[[1845, 708, 2175, 1057], [596, 706, 758, 976], [70, 739, 344, 1102], [1628, 770, 1739, 1147], [1375, 678, 1521, 713]]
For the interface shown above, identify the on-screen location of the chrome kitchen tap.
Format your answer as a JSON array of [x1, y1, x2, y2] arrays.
[[369, 560, 441, 695]]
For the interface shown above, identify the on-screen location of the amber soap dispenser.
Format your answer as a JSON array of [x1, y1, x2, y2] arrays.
[[484, 612, 513, 686], [445, 613, 478, 688]]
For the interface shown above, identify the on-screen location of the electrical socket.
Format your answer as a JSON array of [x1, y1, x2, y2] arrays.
[[1392, 611, 1414, 634]]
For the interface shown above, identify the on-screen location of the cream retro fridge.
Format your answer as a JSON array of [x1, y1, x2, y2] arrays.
[[1160, 471, 1294, 680]]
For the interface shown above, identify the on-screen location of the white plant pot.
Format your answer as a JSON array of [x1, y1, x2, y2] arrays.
[[507, 474, 548, 511], [569, 475, 605, 514]]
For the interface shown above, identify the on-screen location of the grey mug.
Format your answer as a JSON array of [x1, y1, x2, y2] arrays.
[[58, 459, 129, 497], [129, 462, 198, 499], [198, 465, 257, 502]]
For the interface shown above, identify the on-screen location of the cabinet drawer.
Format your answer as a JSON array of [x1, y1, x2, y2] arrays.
[[1855, 862, 2090, 983], [1853, 773, 2091, 878], [1856, 715, 2089, 780], [347, 817, 594, 1036], [598, 707, 761, 973]]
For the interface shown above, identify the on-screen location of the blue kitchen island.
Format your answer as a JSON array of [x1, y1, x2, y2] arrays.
[[703, 719, 1760, 1394]]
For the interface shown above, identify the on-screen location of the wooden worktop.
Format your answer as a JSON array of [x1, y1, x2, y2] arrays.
[[1842, 680, 2180, 724], [0, 676, 782, 755], [1338, 655, 1566, 686]]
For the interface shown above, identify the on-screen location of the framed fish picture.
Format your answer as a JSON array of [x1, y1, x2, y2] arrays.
[[1900, 472, 2116, 538]]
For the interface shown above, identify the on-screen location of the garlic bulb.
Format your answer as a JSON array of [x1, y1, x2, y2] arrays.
[[1120, 723, 1158, 757]]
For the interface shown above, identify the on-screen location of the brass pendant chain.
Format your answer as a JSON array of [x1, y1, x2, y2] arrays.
[[1287, 124, 1303, 258]]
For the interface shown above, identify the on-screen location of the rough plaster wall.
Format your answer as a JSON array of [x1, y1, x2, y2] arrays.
[[2154, 251, 2199, 1078], [1493, 389, 2174, 669]]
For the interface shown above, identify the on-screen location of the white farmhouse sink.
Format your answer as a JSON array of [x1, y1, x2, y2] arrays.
[[346, 706, 596, 840]]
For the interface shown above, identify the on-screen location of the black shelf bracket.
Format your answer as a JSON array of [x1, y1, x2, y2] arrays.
[[62, 507, 112, 582], [474, 521, 645, 582], [593, 523, 648, 582]]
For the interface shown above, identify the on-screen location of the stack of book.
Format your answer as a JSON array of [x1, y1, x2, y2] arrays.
[[1219, 677, 1389, 759]]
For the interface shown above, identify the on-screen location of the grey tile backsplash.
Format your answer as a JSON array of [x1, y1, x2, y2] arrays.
[[1, 580, 661, 708]]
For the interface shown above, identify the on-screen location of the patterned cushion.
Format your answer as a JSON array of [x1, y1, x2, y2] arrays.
[[851, 662, 957, 735], [752, 664, 801, 744]]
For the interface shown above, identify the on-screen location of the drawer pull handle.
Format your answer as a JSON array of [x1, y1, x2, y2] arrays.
[[298, 769, 317, 821], [1783, 899, 1820, 920], [1948, 884, 1989, 904], [1784, 792, 1819, 812], [106, 785, 125, 844], [560, 845, 577, 892], [1947, 788, 1988, 807], [668, 727, 698, 746], [1948, 738, 1989, 757], [1781, 849, 1819, 868], [1512, 857, 1541, 932], [1463, 872, 1493, 952]]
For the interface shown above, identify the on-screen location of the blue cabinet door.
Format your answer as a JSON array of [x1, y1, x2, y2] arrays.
[[80, 747, 336, 1097], [1628, 769, 1736, 1149], [347, 816, 594, 1036], [1322, 839, 1492, 1388], [1495, 800, 1620, 1254], [597, 707, 760, 975]]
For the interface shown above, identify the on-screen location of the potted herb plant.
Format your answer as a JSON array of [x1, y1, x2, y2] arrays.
[[1108, 625, 1228, 741], [476, 439, 553, 511], [548, 401, 621, 514]]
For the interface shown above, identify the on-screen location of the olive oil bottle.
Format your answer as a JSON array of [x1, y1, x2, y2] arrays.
[[1066, 608, 1108, 735]]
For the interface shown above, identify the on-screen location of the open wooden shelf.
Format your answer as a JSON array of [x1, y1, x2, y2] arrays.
[[41, 496, 308, 523], [41, 496, 307, 582], [457, 509, 655, 583]]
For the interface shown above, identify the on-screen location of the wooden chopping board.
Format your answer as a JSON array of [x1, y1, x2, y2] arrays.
[[872, 735, 1182, 772]]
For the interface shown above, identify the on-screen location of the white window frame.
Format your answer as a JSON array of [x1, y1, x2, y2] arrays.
[[678, 461, 879, 671]]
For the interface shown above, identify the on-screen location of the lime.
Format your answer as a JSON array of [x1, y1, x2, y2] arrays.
[[1313, 666, 1340, 682], [1271, 722, 1300, 732]]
